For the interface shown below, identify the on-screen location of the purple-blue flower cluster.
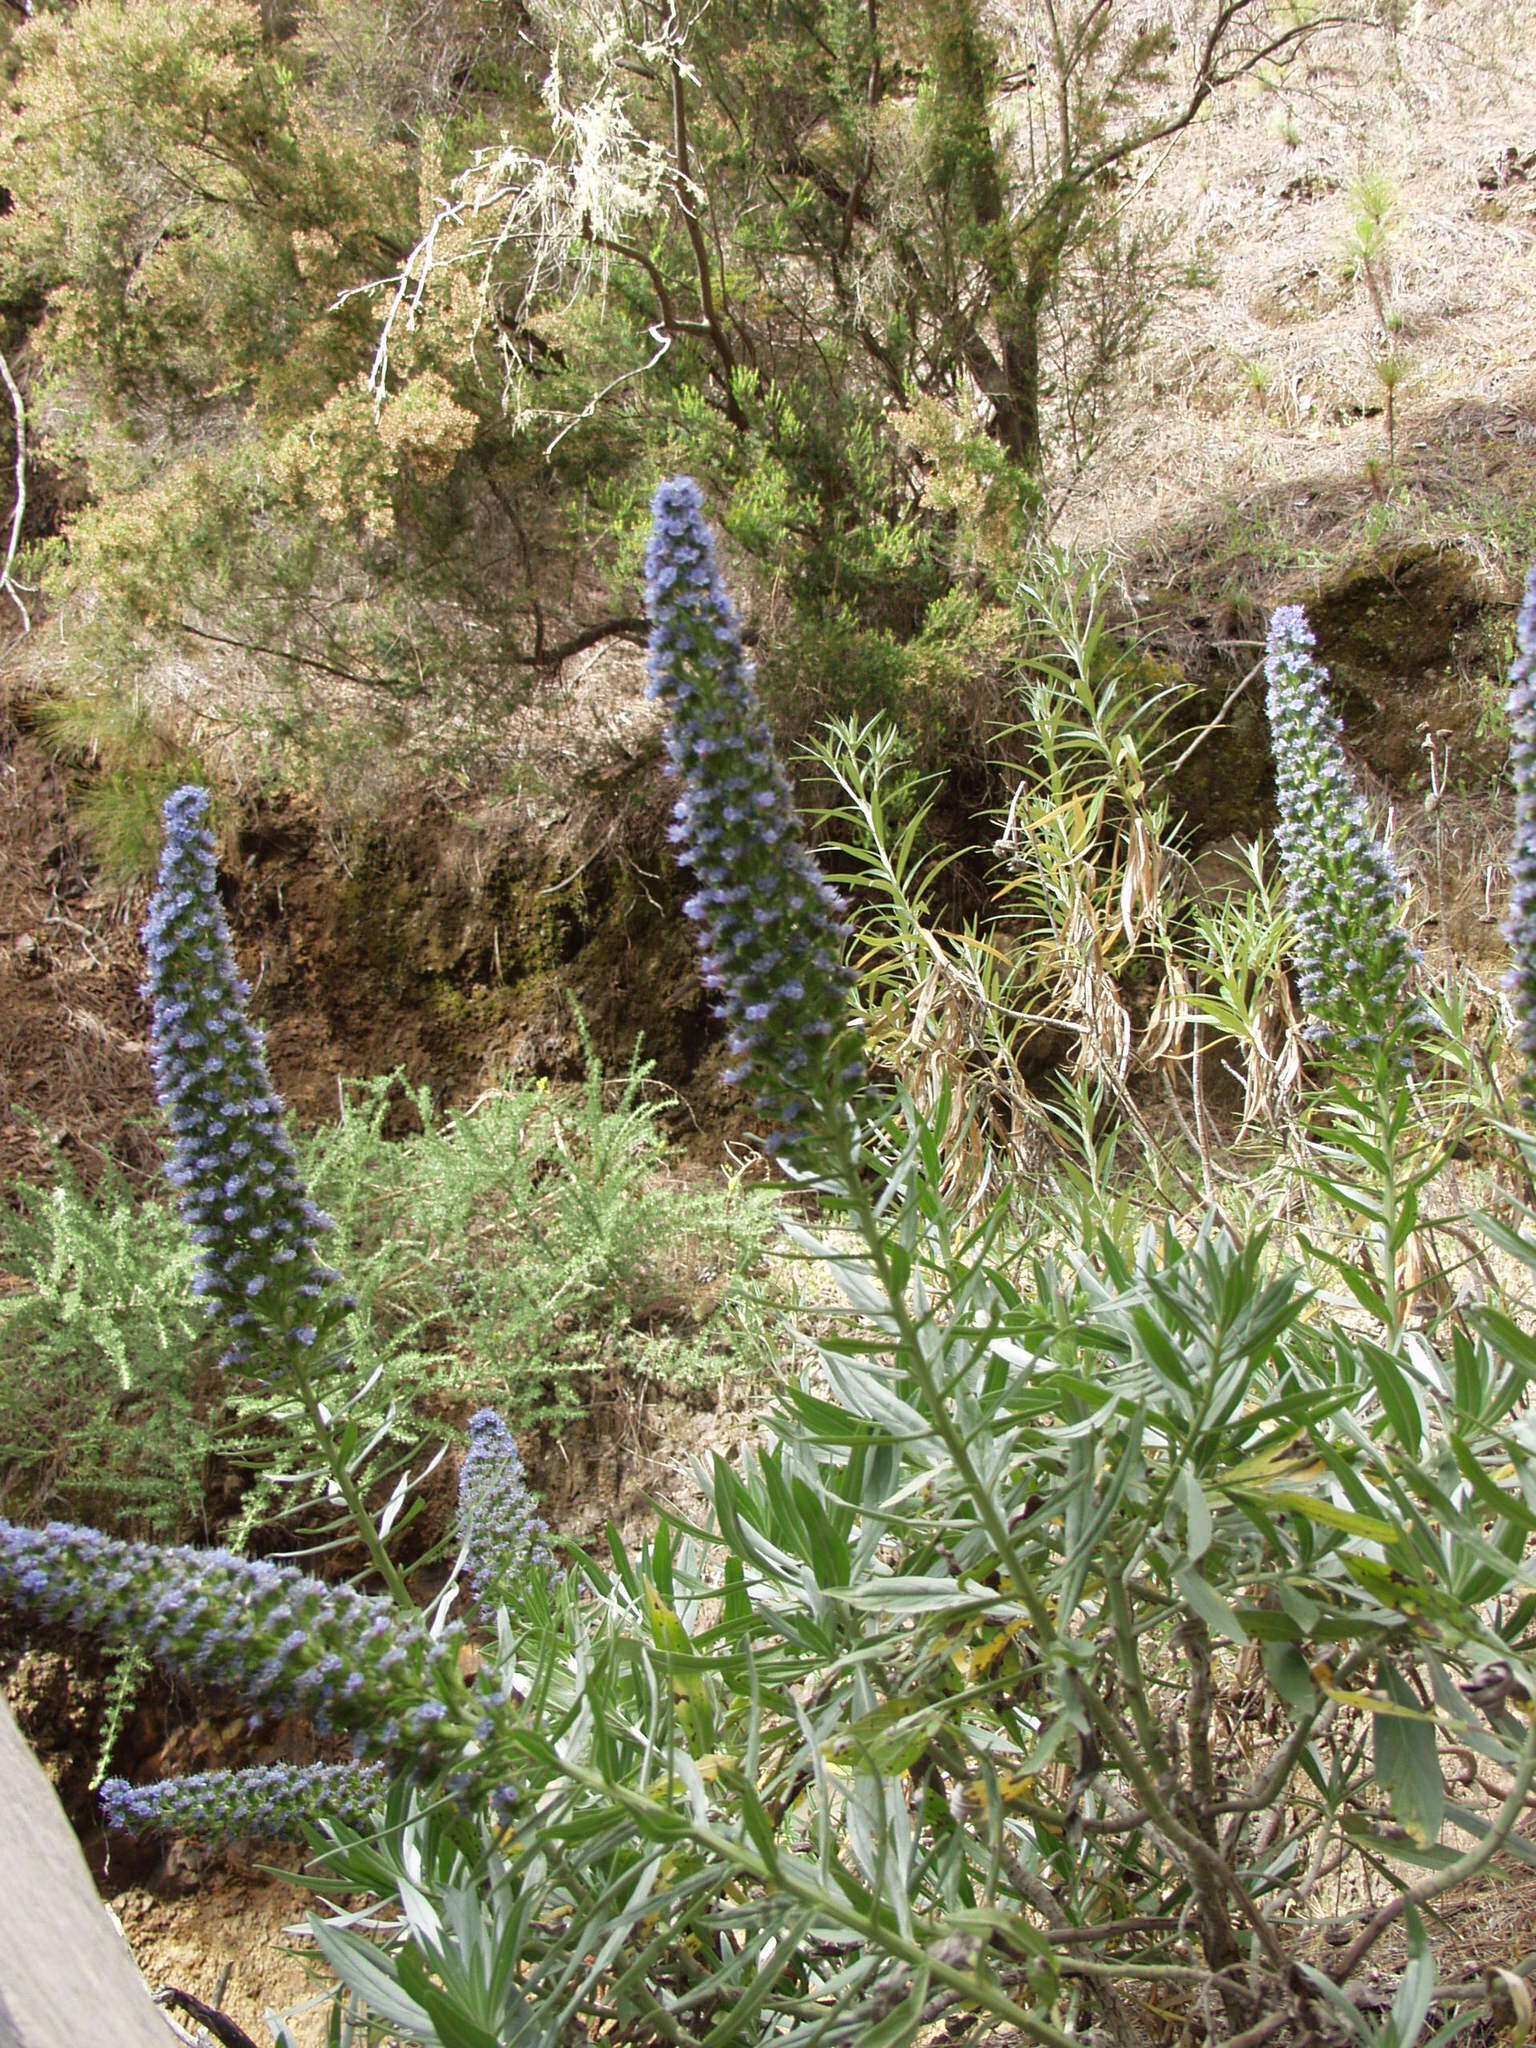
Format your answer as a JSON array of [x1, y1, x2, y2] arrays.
[[643, 478, 864, 1157], [0, 1518, 468, 1768], [143, 786, 345, 1371], [1503, 561, 1536, 1098], [100, 1761, 386, 1845], [457, 1410, 552, 1619], [1265, 605, 1420, 1063]]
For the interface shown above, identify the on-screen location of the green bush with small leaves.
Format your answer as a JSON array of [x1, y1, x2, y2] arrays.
[[0, 1046, 776, 1546]]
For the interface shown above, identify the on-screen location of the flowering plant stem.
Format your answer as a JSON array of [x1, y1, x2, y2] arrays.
[[1304, 1066, 1428, 1353], [493, 1730, 1074, 2046], [1374, 1084, 1404, 1346], [286, 1346, 415, 1611], [813, 1112, 1283, 2013], [826, 1117, 1053, 1644]]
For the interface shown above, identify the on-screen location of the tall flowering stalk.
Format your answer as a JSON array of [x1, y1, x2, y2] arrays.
[[457, 1409, 553, 1621], [643, 478, 864, 1158], [1264, 605, 1420, 1066], [1504, 562, 1536, 1103], [0, 1519, 470, 1768], [144, 784, 420, 1607], [100, 1761, 387, 1846], [143, 785, 345, 1373]]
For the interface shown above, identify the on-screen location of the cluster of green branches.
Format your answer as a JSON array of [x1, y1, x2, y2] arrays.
[[0, 0, 1370, 795], [14, 990, 1536, 2048], [0, 1044, 774, 1547], [274, 1032, 1536, 2048], [247, 546, 1536, 2048]]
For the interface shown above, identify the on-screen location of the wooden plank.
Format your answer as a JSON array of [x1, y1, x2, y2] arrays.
[[0, 1698, 172, 2048]]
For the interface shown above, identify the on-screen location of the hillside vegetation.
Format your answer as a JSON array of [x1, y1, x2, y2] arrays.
[[4, 4, 1536, 2047]]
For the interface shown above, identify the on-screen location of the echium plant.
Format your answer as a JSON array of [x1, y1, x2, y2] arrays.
[[1264, 604, 1420, 1066], [1504, 561, 1536, 1100], [0, 781, 560, 1857], [1264, 606, 1433, 1345], [644, 477, 865, 1157], [143, 785, 347, 1371], [100, 1761, 388, 1847], [457, 1408, 553, 1620], [0, 1518, 476, 1788], [0, 1404, 550, 1852], [143, 781, 422, 1607], [0, 1394, 552, 1847], [13, 500, 1536, 2048], [260, 497, 1536, 2046]]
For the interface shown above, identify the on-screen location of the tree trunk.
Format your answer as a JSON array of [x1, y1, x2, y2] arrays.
[[919, 0, 1048, 471]]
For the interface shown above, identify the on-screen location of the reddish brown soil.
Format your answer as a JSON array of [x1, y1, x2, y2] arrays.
[[0, 702, 161, 1189], [0, 685, 732, 1199]]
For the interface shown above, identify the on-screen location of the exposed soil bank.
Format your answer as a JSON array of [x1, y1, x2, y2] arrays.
[[0, 693, 744, 1197]]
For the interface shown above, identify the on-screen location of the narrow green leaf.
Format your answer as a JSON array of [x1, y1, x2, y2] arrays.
[[1263, 1642, 1318, 1714], [1362, 1343, 1422, 1457], [307, 1921, 435, 2036], [1174, 1462, 1213, 1564], [1374, 1666, 1444, 1847], [1248, 1489, 1398, 1543], [1174, 1564, 1249, 1643], [1390, 1906, 1436, 2048]]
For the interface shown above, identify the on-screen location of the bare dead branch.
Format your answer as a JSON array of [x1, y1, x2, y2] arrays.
[[0, 347, 32, 632]]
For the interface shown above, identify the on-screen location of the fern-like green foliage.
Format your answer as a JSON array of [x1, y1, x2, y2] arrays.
[[300, 1039, 778, 1427], [31, 688, 211, 881], [0, 1154, 212, 1536], [0, 1044, 775, 1546]]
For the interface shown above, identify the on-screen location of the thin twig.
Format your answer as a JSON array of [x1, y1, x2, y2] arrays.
[[0, 347, 32, 632], [155, 1986, 263, 2048], [1222, 2011, 1292, 2048], [1049, 1914, 1182, 1946], [1168, 657, 1264, 778]]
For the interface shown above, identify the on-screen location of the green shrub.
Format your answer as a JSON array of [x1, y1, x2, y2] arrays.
[[0, 1046, 776, 1545], [0, 1155, 212, 1536], [301, 1045, 778, 1428]]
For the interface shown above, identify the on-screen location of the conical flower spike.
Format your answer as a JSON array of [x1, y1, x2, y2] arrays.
[[100, 1761, 386, 1846], [643, 478, 864, 1158], [1264, 605, 1420, 1065], [1503, 562, 1536, 1102], [142, 786, 347, 1370]]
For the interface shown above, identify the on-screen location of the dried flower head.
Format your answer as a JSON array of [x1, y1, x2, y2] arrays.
[[643, 478, 864, 1157], [1264, 605, 1420, 1064]]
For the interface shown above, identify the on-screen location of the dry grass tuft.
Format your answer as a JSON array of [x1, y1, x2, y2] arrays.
[[1060, 0, 1536, 602]]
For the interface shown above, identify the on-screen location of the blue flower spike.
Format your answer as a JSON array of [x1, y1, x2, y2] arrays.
[[100, 1761, 386, 1846], [143, 786, 348, 1371], [1264, 605, 1421, 1066], [1503, 562, 1536, 1103], [643, 478, 865, 1159], [0, 1518, 467, 1769], [457, 1410, 553, 1620]]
